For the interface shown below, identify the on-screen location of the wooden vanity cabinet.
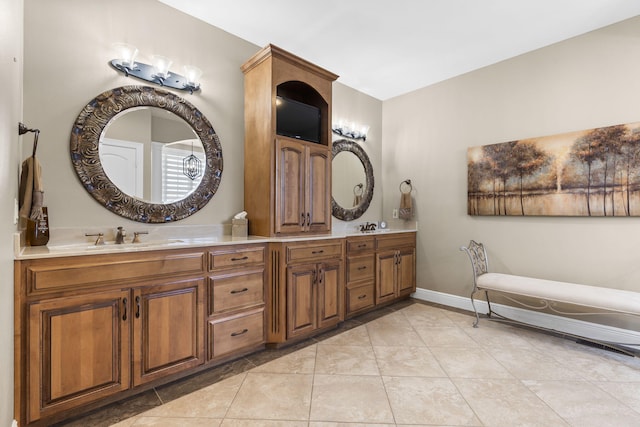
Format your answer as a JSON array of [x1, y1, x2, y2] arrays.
[[242, 44, 338, 237], [376, 233, 417, 305], [207, 244, 266, 360], [15, 244, 267, 426], [275, 138, 331, 235], [267, 239, 344, 344], [345, 236, 376, 317]]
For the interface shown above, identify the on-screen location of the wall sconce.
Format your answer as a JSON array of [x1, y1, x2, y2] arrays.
[[110, 43, 202, 94], [332, 120, 369, 141]]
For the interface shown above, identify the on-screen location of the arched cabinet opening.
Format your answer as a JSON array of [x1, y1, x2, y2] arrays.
[[276, 81, 329, 147]]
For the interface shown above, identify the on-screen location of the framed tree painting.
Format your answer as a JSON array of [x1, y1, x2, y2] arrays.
[[467, 121, 640, 216]]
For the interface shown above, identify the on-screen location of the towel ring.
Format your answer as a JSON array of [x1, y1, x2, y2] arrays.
[[353, 183, 364, 196], [399, 179, 412, 194]]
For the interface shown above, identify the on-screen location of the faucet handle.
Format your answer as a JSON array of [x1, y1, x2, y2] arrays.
[[132, 231, 149, 244], [85, 232, 105, 246]]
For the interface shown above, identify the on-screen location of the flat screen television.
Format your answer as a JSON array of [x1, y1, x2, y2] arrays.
[[276, 96, 321, 143]]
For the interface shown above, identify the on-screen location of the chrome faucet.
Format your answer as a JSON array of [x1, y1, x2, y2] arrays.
[[115, 226, 126, 244], [359, 222, 377, 232]]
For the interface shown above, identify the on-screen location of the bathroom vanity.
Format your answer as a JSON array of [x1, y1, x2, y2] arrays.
[[14, 230, 414, 426]]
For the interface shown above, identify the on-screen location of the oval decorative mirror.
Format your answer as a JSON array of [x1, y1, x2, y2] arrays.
[[331, 139, 374, 221], [70, 85, 223, 223]]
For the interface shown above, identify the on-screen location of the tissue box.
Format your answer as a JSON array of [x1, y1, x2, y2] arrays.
[[232, 218, 248, 238]]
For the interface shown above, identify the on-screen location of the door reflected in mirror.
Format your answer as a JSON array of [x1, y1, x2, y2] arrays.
[[100, 107, 205, 204], [332, 151, 367, 209]]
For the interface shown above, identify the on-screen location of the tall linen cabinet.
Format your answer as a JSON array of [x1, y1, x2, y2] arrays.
[[242, 44, 338, 237]]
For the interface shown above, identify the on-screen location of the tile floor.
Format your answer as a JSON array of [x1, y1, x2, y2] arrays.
[[58, 300, 640, 426]]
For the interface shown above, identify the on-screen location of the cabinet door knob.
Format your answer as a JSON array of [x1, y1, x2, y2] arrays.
[[231, 328, 249, 337], [122, 298, 128, 321], [230, 288, 249, 294]]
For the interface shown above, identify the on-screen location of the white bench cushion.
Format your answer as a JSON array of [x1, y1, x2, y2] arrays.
[[477, 273, 640, 316]]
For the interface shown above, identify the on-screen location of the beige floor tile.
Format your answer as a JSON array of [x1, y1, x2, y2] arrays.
[[226, 373, 313, 421], [222, 420, 308, 426], [109, 416, 140, 427], [550, 345, 640, 381], [310, 423, 395, 427], [400, 304, 458, 327], [383, 376, 480, 426], [131, 417, 222, 426], [465, 321, 536, 349], [430, 346, 514, 379], [373, 345, 447, 377], [595, 381, 640, 412], [486, 347, 584, 380], [454, 378, 569, 426], [252, 344, 317, 374], [417, 326, 479, 348], [315, 344, 379, 375], [143, 373, 245, 418], [524, 379, 640, 427], [318, 324, 372, 346], [366, 318, 424, 346], [310, 374, 394, 423]]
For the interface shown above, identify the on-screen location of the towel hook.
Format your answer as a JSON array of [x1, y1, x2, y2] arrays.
[[19, 122, 40, 157], [399, 179, 412, 194]]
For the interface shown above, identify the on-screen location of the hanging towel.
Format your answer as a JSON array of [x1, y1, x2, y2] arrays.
[[353, 183, 363, 207], [18, 156, 44, 220], [399, 183, 413, 220]]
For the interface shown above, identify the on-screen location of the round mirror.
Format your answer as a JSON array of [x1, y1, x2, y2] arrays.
[[70, 86, 223, 223], [331, 139, 374, 221]]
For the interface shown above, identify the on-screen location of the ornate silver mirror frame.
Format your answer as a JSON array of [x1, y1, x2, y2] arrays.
[[331, 139, 374, 221], [70, 85, 223, 223]]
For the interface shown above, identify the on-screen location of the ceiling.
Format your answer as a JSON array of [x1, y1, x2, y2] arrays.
[[158, 0, 640, 100]]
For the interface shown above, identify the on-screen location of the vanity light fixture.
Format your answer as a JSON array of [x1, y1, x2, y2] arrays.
[[110, 43, 202, 94], [332, 120, 369, 141]]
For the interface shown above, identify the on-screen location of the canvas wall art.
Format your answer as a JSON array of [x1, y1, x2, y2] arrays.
[[467, 121, 640, 216]]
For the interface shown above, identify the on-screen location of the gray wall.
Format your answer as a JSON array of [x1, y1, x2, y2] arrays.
[[1, 0, 23, 423], [382, 16, 640, 299]]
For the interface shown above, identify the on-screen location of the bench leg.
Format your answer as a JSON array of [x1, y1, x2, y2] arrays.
[[470, 290, 481, 327]]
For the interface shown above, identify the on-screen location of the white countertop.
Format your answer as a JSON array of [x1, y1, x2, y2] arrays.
[[15, 226, 417, 260]]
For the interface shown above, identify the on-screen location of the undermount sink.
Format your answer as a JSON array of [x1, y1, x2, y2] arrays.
[[47, 239, 185, 252]]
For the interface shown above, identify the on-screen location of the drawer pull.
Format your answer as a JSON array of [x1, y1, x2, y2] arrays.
[[358, 244, 367, 248], [231, 328, 249, 337], [122, 298, 128, 321], [231, 256, 249, 262], [135, 296, 141, 319], [312, 250, 325, 255], [357, 266, 367, 270], [230, 287, 249, 294], [358, 294, 367, 300]]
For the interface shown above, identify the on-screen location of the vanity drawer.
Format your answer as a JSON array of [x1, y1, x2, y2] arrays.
[[209, 245, 265, 270], [209, 308, 264, 359], [346, 237, 375, 254], [23, 251, 206, 294], [346, 283, 375, 314], [286, 241, 343, 263], [376, 233, 416, 251], [209, 268, 265, 315], [347, 254, 375, 283]]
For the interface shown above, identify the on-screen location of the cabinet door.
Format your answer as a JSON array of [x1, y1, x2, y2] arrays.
[[28, 290, 130, 423], [132, 278, 204, 386], [306, 144, 331, 233], [376, 250, 397, 305], [397, 248, 416, 296], [275, 138, 306, 234], [317, 260, 343, 329], [286, 264, 317, 338]]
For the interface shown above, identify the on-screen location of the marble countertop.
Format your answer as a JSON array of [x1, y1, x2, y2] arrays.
[[15, 226, 417, 260]]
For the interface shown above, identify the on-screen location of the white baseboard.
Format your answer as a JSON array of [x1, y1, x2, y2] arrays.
[[412, 288, 640, 349]]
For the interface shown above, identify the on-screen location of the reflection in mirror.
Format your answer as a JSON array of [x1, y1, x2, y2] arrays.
[[331, 139, 374, 221], [332, 151, 366, 208], [71, 86, 223, 223], [100, 107, 205, 204]]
